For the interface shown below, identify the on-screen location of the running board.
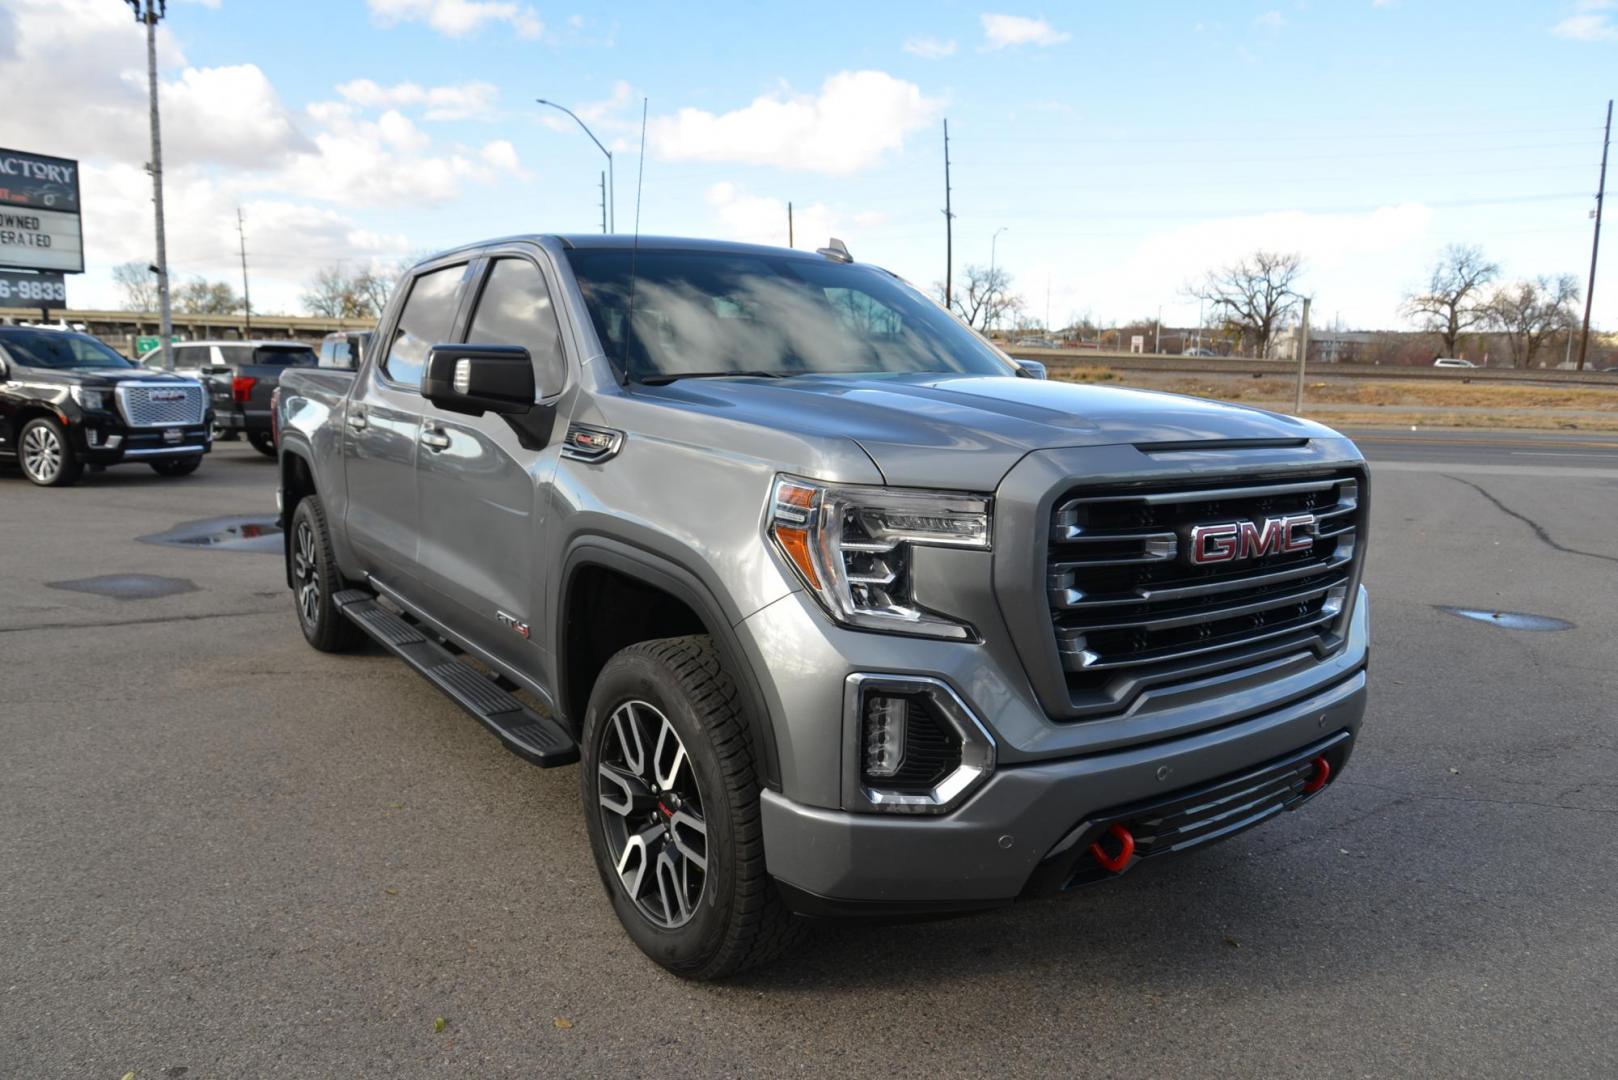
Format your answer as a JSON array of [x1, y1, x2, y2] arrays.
[[334, 589, 578, 768]]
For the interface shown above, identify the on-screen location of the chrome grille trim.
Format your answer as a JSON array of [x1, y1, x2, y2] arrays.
[[115, 381, 208, 428], [1045, 469, 1364, 715]]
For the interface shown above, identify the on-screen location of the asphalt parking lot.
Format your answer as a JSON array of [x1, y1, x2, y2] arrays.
[[3, 433, 1617, 1079]]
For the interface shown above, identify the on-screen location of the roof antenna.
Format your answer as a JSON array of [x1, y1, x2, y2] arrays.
[[620, 96, 648, 386]]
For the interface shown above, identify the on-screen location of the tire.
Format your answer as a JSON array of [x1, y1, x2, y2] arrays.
[[289, 496, 363, 653], [18, 417, 83, 487], [149, 455, 202, 477], [581, 636, 803, 980], [248, 430, 277, 457]]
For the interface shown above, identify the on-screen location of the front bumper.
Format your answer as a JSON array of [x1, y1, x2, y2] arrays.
[[73, 420, 212, 464], [763, 665, 1366, 912]]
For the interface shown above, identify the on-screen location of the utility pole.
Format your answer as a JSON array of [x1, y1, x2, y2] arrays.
[[537, 98, 614, 232], [1155, 304, 1162, 354], [598, 170, 608, 234], [129, 0, 173, 370], [942, 119, 954, 311], [1293, 297, 1312, 414], [787, 201, 794, 247], [1576, 98, 1611, 371], [988, 226, 1007, 331], [237, 207, 252, 336]]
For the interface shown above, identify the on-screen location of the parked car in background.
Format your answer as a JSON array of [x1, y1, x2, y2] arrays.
[[277, 235, 1370, 979], [1432, 357, 1476, 368], [1184, 346, 1219, 357], [0, 326, 211, 486], [318, 330, 370, 370], [140, 340, 317, 456]]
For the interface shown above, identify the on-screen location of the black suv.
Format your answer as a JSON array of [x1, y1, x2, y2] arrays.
[[0, 327, 213, 486]]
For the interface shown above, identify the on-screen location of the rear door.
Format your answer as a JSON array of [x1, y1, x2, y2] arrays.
[[343, 260, 474, 600], [414, 251, 573, 673]]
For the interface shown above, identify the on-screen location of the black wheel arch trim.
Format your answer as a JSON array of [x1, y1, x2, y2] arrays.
[[278, 440, 318, 589], [558, 536, 782, 792]]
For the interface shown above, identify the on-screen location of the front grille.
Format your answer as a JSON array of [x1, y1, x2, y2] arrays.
[[116, 382, 207, 428], [1046, 469, 1363, 717]]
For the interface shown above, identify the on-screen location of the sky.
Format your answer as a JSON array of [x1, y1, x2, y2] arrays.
[[3, 0, 1614, 331]]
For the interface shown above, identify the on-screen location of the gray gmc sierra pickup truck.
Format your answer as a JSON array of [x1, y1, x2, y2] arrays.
[[276, 235, 1369, 979]]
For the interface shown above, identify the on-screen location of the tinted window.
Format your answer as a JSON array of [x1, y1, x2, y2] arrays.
[[382, 263, 470, 388], [464, 258, 567, 397], [217, 345, 318, 367], [563, 250, 1014, 381], [170, 345, 207, 369], [0, 330, 132, 369]]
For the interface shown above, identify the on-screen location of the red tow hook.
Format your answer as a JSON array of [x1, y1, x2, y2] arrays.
[[1301, 755, 1332, 795], [1089, 823, 1135, 873]]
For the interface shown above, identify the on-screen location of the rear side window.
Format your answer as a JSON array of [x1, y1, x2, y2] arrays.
[[382, 263, 470, 388], [217, 345, 317, 367], [464, 258, 567, 398], [171, 345, 208, 369]]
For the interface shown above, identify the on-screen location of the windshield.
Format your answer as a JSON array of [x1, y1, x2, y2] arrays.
[[564, 249, 1015, 382], [0, 330, 133, 370], [217, 345, 318, 367]]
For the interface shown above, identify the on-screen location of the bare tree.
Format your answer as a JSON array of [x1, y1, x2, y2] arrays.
[[1191, 251, 1303, 358], [110, 261, 159, 312], [1484, 275, 1581, 368], [1402, 245, 1498, 358], [173, 277, 242, 315], [935, 263, 1023, 331], [301, 263, 399, 319]]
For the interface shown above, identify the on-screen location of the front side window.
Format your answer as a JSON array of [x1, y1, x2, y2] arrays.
[[381, 263, 471, 389], [563, 250, 1014, 382], [0, 330, 132, 370], [464, 258, 567, 398]]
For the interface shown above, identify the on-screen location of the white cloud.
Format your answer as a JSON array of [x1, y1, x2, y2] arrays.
[[1552, 1, 1618, 41], [1255, 10, 1285, 29], [159, 64, 311, 166], [903, 35, 957, 59], [335, 79, 500, 121], [980, 13, 1070, 49], [366, 0, 542, 39], [480, 139, 526, 178], [704, 183, 883, 250], [650, 71, 940, 176]]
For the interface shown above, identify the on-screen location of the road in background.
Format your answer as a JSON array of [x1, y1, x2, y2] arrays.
[[1348, 426, 1618, 470], [2, 433, 1615, 1078]]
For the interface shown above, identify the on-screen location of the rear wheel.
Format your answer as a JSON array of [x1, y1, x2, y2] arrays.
[[581, 636, 802, 980], [289, 496, 363, 652], [149, 455, 202, 477], [18, 417, 82, 487], [248, 430, 277, 457]]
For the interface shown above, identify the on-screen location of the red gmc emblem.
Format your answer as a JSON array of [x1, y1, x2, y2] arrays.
[[1188, 514, 1316, 565]]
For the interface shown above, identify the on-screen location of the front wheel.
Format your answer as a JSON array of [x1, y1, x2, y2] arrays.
[[289, 496, 363, 653], [248, 430, 277, 457], [150, 455, 202, 477], [581, 636, 803, 980], [18, 417, 83, 487]]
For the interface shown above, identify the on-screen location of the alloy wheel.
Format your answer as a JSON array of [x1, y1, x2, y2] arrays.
[[292, 519, 320, 627], [21, 424, 62, 484], [596, 700, 709, 929]]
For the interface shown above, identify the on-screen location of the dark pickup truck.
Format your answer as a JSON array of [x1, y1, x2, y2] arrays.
[[1, 326, 211, 486], [141, 340, 317, 456]]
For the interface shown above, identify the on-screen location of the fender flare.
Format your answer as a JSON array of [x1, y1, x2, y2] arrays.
[[557, 536, 782, 791], [277, 440, 318, 589]]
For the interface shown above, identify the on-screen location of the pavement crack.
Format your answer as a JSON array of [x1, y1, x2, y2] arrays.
[[1443, 474, 1618, 565], [0, 607, 281, 636], [1338, 778, 1618, 816]]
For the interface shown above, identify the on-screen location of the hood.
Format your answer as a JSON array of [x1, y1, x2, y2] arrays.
[[642, 373, 1342, 490], [21, 366, 198, 387]]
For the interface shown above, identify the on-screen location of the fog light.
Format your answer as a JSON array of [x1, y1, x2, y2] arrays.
[[85, 428, 102, 447], [864, 695, 908, 778]]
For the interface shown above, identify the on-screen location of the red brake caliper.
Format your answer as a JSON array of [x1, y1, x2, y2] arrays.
[[1089, 823, 1135, 873]]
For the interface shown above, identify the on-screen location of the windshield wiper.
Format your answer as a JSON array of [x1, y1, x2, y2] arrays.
[[636, 369, 798, 386]]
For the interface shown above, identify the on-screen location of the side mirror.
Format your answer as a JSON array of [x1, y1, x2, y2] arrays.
[[1015, 358, 1048, 380], [422, 343, 535, 417]]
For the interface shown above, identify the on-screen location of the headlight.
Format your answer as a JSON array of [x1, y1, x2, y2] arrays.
[[769, 475, 990, 639], [71, 386, 111, 411]]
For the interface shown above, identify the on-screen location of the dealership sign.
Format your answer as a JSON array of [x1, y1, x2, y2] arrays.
[[0, 148, 83, 274], [0, 269, 66, 309]]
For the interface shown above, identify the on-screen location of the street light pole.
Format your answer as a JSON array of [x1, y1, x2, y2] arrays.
[[129, 0, 174, 370], [536, 98, 615, 233]]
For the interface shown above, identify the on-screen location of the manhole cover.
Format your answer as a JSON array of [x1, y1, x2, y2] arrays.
[[138, 516, 282, 554], [48, 574, 199, 601], [1435, 606, 1574, 632]]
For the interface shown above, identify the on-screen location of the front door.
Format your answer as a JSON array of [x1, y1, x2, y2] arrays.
[[415, 253, 573, 675], [343, 260, 473, 601]]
